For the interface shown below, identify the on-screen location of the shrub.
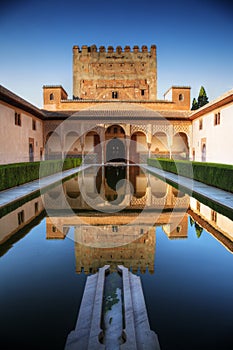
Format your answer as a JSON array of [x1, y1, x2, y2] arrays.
[[147, 158, 233, 193], [0, 158, 82, 191]]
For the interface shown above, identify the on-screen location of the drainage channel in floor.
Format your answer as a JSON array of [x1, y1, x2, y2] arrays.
[[101, 271, 125, 349]]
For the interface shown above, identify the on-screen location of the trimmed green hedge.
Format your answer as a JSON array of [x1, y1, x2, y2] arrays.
[[0, 158, 82, 191], [147, 158, 233, 193]]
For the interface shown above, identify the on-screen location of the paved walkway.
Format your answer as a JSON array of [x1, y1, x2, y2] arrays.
[[0, 163, 232, 213], [0, 164, 91, 209], [143, 164, 233, 212]]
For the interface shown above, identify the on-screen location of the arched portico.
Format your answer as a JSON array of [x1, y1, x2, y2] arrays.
[[172, 132, 189, 159], [65, 131, 81, 158], [45, 131, 61, 159], [105, 125, 126, 163], [151, 132, 169, 158], [130, 131, 147, 164], [106, 138, 126, 163], [84, 131, 101, 163]]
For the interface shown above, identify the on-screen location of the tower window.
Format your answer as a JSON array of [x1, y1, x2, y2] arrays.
[[141, 89, 145, 96], [114, 127, 118, 134], [49, 93, 54, 101], [179, 93, 184, 101], [112, 91, 118, 99]]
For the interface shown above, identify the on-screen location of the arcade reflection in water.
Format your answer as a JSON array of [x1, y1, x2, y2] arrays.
[[1, 166, 232, 265], [42, 166, 233, 273]]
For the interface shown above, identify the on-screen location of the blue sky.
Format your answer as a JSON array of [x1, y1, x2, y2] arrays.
[[0, 0, 232, 108]]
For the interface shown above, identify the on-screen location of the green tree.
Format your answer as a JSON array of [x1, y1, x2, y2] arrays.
[[191, 98, 198, 110], [189, 217, 195, 226], [197, 86, 209, 108], [195, 222, 203, 238]]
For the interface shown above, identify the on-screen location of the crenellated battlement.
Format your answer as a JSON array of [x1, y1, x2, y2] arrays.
[[73, 43, 157, 100], [73, 44, 156, 55]]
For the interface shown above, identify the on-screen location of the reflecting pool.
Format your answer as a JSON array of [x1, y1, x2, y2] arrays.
[[0, 166, 233, 350]]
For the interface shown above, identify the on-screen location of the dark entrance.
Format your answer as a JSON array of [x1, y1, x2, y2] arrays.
[[106, 138, 126, 163], [29, 138, 34, 162]]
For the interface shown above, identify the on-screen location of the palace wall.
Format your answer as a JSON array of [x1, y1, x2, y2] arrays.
[[73, 45, 157, 101], [0, 100, 44, 164], [0, 197, 44, 244], [43, 87, 191, 111], [191, 98, 233, 163]]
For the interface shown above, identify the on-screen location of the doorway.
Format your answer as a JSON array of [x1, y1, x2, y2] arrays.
[[106, 138, 126, 163], [29, 138, 34, 162]]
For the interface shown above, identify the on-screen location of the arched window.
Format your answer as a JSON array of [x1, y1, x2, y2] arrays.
[[49, 93, 54, 101], [179, 93, 184, 101]]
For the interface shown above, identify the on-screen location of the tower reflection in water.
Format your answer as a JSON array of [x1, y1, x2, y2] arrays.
[[45, 165, 190, 274]]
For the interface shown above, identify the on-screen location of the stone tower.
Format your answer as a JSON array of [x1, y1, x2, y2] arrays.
[[73, 44, 157, 101]]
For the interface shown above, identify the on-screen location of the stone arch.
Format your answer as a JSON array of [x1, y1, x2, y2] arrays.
[[106, 138, 126, 163], [84, 131, 101, 163], [45, 131, 61, 159], [65, 176, 80, 199], [65, 131, 81, 157], [130, 131, 147, 164], [172, 132, 189, 159], [150, 177, 168, 198], [151, 131, 169, 157], [105, 124, 126, 140], [129, 166, 147, 199], [105, 125, 126, 163]]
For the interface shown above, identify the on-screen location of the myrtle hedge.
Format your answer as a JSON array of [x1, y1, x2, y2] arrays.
[[0, 158, 82, 191], [147, 158, 233, 193]]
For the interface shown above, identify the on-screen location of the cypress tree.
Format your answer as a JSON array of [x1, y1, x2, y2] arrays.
[[191, 97, 198, 110], [197, 86, 209, 108]]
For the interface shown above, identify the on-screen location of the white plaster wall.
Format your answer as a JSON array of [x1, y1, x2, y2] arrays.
[[164, 89, 172, 101], [0, 103, 43, 164], [189, 198, 233, 241], [0, 197, 44, 244], [192, 102, 233, 164], [217, 213, 233, 240]]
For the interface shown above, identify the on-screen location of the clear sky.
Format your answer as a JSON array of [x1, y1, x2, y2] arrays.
[[0, 0, 232, 108]]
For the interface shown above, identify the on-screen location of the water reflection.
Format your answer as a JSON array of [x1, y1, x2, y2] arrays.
[[43, 165, 232, 273], [0, 166, 232, 261], [44, 165, 190, 211], [0, 166, 232, 350], [189, 197, 233, 252], [0, 197, 44, 245]]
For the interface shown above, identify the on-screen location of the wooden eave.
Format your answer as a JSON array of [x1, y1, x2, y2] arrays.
[[0, 85, 45, 120], [189, 94, 233, 120]]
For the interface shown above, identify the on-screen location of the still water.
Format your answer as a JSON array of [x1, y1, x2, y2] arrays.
[[0, 166, 233, 350]]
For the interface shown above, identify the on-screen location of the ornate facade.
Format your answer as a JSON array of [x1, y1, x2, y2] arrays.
[[41, 44, 192, 164], [0, 44, 233, 165]]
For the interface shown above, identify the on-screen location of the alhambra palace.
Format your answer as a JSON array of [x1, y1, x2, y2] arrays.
[[0, 43, 233, 165]]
